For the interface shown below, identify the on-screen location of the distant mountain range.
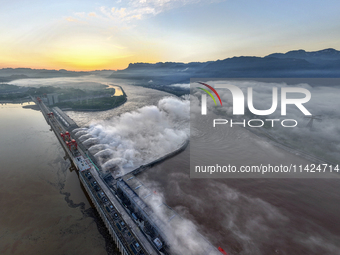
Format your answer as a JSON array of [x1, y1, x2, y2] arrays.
[[1, 48, 340, 95], [0, 68, 91, 83], [110, 48, 340, 82], [266, 48, 340, 63]]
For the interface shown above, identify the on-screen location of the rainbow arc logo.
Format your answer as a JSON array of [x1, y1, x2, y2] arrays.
[[197, 82, 222, 115]]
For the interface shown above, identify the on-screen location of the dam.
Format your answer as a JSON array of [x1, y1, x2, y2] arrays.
[[34, 96, 225, 255]]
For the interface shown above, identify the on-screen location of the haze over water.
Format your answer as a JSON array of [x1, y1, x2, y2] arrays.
[[2, 77, 340, 255]]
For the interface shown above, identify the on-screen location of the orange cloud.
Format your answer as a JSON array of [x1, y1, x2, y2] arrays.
[[65, 17, 78, 22]]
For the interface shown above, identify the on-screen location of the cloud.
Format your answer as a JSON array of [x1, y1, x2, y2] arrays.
[[65, 16, 87, 24], [170, 83, 190, 89], [74, 96, 190, 176], [115, 7, 127, 18], [66, 0, 217, 26], [131, 14, 142, 20], [65, 17, 79, 22], [97, 5, 157, 22], [74, 12, 86, 18]]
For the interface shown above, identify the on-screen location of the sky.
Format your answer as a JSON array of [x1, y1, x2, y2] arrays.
[[0, 0, 340, 71]]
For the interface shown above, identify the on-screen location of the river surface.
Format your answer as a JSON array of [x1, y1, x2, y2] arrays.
[[2, 76, 340, 255], [0, 103, 112, 255]]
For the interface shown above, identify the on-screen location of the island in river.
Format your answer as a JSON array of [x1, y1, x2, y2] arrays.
[[0, 83, 127, 111]]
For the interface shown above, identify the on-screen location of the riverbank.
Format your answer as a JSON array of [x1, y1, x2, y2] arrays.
[[51, 84, 127, 112], [1, 83, 128, 113], [0, 98, 32, 104], [62, 97, 127, 112]]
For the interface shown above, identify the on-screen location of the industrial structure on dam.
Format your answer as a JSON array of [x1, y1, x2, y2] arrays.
[[34, 96, 227, 255]]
